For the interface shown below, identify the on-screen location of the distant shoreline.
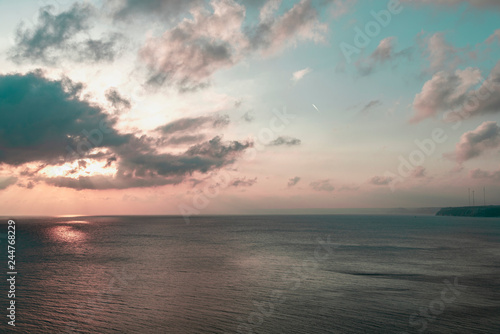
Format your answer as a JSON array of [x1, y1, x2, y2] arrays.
[[436, 205, 500, 217]]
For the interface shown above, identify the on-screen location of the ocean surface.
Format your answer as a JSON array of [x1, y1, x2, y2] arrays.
[[1, 215, 499, 333]]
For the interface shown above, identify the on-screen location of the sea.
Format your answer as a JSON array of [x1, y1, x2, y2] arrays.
[[0, 215, 499, 333]]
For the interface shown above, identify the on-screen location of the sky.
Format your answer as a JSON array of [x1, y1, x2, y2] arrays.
[[0, 0, 499, 216]]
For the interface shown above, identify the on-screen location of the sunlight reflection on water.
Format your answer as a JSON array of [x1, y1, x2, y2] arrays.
[[50, 225, 86, 243]]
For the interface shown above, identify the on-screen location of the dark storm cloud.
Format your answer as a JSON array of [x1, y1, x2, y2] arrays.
[[0, 71, 129, 165], [42, 174, 184, 190], [268, 136, 301, 146], [38, 136, 252, 190], [186, 136, 251, 159], [112, 134, 251, 176], [10, 4, 124, 64], [0, 72, 252, 190]]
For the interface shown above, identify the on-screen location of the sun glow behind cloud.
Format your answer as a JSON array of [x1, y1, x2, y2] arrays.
[[40, 160, 117, 179]]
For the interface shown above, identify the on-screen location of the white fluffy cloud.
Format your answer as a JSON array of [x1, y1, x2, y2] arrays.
[[141, 0, 328, 91], [411, 67, 483, 122], [291, 67, 311, 83]]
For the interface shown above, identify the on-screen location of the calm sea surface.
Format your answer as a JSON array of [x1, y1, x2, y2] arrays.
[[1, 215, 499, 333]]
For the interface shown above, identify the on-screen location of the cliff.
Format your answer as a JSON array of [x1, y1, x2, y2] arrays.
[[436, 205, 500, 217]]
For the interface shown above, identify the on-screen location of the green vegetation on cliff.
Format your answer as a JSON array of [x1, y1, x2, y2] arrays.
[[436, 206, 500, 217]]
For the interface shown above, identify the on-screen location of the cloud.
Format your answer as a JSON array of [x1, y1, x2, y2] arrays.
[[0, 71, 129, 165], [140, 0, 328, 91], [164, 134, 207, 145], [287, 176, 301, 187], [411, 60, 500, 123], [44, 135, 252, 190], [0, 177, 18, 190], [291, 67, 311, 83], [10, 4, 124, 64], [106, 88, 131, 112], [445, 61, 500, 121], [259, 0, 282, 22], [411, 166, 427, 178], [469, 167, 500, 181], [486, 29, 500, 44], [355, 37, 412, 76], [310, 179, 334, 192], [369, 175, 393, 186], [42, 174, 182, 190], [249, 0, 328, 55], [139, 0, 248, 91], [242, 111, 255, 122], [338, 184, 359, 191], [108, 0, 201, 20], [157, 115, 230, 135], [0, 72, 252, 190], [267, 136, 301, 146], [359, 100, 382, 114], [120, 136, 250, 173], [410, 67, 483, 123], [330, 0, 357, 18], [449, 121, 500, 163], [17, 181, 36, 189], [423, 32, 464, 72], [229, 177, 257, 187], [76, 33, 126, 62], [185, 136, 251, 159]]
